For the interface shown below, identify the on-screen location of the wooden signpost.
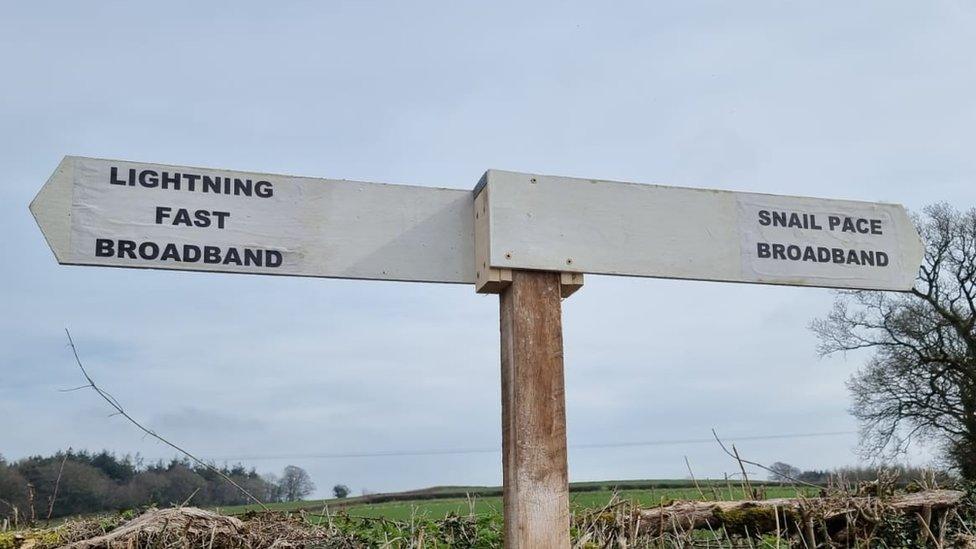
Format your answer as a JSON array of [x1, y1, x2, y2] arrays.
[[31, 155, 925, 547]]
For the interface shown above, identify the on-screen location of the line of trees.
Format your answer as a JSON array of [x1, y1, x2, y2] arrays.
[[0, 450, 315, 522], [767, 462, 951, 486]]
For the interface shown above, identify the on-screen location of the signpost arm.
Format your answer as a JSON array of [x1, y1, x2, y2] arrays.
[[499, 270, 571, 548]]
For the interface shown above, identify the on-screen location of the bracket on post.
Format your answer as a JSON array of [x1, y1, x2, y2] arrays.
[[558, 271, 584, 298], [474, 183, 583, 298]]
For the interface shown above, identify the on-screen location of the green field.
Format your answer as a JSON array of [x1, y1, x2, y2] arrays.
[[221, 481, 816, 522]]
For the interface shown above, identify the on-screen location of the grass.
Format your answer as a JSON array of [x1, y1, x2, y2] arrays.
[[12, 482, 962, 548], [220, 481, 819, 522]]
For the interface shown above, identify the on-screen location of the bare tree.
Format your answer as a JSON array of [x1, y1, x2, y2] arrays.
[[278, 465, 315, 501], [812, 203, 976, 477], [767, 462, 801, 483]]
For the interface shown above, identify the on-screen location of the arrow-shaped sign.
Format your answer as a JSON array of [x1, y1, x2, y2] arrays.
[[30, 156, 474, 283], [475, 170, 925, 291], [31, 156, 924, 291]]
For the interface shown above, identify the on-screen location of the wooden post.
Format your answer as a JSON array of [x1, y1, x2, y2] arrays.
[[499, 270, 571, 548]]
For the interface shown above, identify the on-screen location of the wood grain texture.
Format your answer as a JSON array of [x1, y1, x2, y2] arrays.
[[500, 271, 570, 548]]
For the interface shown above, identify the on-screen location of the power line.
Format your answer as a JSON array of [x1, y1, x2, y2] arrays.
[[195, 430, 855, 462]]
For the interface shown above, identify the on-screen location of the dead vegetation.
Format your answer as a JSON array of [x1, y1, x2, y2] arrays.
[[574, 488, 972, 547], [2, 508, 356, 549], [2, 484, 974, 548]]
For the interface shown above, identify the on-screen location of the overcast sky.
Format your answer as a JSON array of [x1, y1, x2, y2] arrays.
[[3, 2, 976, 498]]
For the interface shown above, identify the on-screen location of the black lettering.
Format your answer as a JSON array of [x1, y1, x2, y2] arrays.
[[810, 215, 823, 230], [173, 209, 192, 226], [161, 171, 181, 190], [118, 240, 137, 259], [772, 244, 786, 259], [787, 245, 801, 260], [772, 211, 787, 227], [95, 238, 114, 257], [138, 242, 159, 259], [846, 249, 860, 265], [802, 246, 816, 261], [233, 178, 252, 196], [860, 250, 875, 266], [155, 206, 171, 225], [244, 249, 263, 266], [254, 181, 273, 198], [202, 176, 221, 194], [183, 245, 201, 262], [266, 250, 283, 267], [212, 211, 230, 229], [109, 167, 126, 186], [160, 243, 181, 261], [758, 210, 771, 226], [193, 210, 211, 228], [108, 167, 275, 201], [139, 170, 159, 187], [832, 248, 845, 263], [817, 247, 831, 262], [871, 219, 883, 235], [877, 251, 889, 266], [203, 246, 221, 264], [183, 173, 200, 192], [223, 247, 242, 265], [757, 242, 771, 258], [828, 216, 841, 231]]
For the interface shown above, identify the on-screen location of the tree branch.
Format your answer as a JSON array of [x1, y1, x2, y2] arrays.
[[64, 329, 268, 510]]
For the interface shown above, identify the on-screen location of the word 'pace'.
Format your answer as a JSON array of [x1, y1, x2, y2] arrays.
[[758, 210, 883, 234]]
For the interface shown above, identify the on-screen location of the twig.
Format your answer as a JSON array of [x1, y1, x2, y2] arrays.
[[916, 509, 941, 548], [0, 499, 18, 529], [64, 329, 268, 510], [712, 429, 822, 489], [731, 443, 753, 499], [45, 450, 69, 519], [26, 483, 36, 525], [774, 504, 781, 549], [684, 456, 706, 501], [180, 487, 201, 508]]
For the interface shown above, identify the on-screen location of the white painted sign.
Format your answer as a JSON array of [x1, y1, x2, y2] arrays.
[[477, 170, 925, 291], [31, 158, 924, 292], [30, 156, 474, 283]]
